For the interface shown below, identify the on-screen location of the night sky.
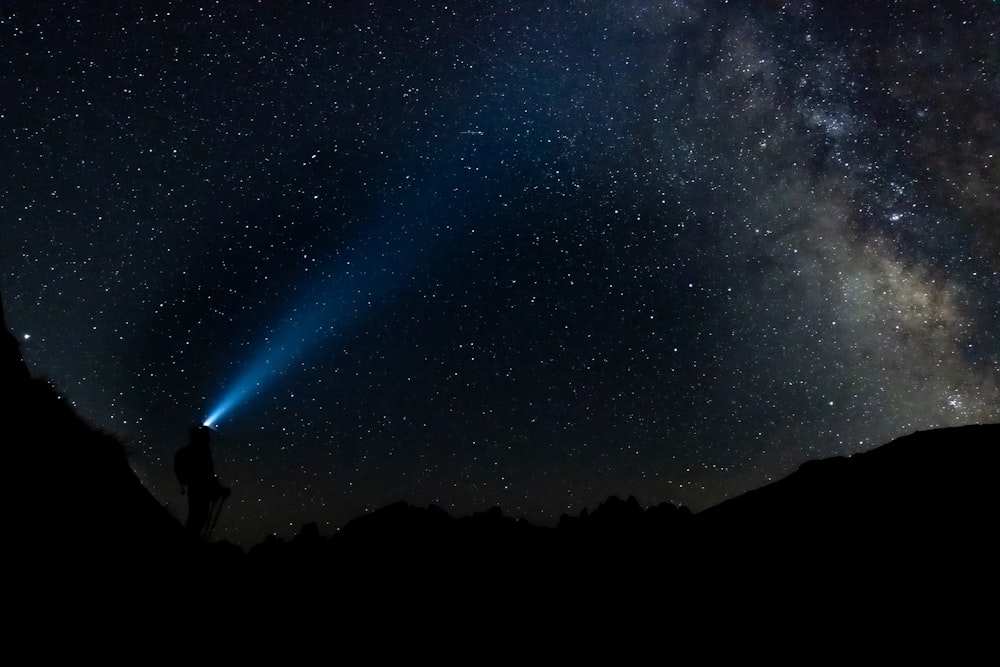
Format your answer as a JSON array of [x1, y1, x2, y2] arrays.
[[3, 1, 998, 547]]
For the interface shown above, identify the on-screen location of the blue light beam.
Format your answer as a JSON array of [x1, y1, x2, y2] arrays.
[[202, 228, 423, 427], [201, 74, 573, 427], [201, 148, 516, 427]]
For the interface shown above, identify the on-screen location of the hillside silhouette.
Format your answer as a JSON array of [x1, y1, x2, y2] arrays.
[[3, 293, 210, 575], [4, 292, 998, 603]]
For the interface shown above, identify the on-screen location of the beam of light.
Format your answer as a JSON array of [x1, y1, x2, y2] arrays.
[[201, 150, 518, 427], [199, 38, 581, 428], [202, 226, 424, 427]]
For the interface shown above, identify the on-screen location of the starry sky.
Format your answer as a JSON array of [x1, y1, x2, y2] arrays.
[[3, 1, 998, 547]]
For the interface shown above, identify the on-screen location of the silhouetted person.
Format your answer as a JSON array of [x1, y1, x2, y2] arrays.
[[175, 425, 230, 538]]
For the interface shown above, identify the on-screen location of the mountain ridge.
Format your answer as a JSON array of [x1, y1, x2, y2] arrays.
[[4, 294, 997, 593]]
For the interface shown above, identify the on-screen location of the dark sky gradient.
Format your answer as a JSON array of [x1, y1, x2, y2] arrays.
[[3, 1, 998, 546]]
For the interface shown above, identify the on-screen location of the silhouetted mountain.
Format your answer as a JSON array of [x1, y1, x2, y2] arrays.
[[699, 423, 998, 537], [4, 296, 202, 582], [5, 290, 998, 604], [0, 291, 30, 384], [694, 423, 1000, 582]]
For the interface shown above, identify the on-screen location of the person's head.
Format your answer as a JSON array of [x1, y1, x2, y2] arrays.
[[190, 425, 212, 447]]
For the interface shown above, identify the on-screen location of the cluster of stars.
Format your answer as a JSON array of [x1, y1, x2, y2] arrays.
[[2, 2, 997, 546]]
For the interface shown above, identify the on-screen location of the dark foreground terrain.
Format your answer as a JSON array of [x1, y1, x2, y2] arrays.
[[5, 304, 998, 625]]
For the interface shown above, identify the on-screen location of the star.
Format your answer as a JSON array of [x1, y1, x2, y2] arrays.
[[0, 2, 996, 546]]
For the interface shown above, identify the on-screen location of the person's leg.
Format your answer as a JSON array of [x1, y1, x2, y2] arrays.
[[186, 488, 209, 535]]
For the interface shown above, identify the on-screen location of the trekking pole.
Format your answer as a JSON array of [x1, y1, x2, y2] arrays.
[[202, 498, 218, 540], [207, 495, 227, 540]]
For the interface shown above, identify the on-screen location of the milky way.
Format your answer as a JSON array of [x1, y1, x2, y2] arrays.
[[3, 2, 997, 545]]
